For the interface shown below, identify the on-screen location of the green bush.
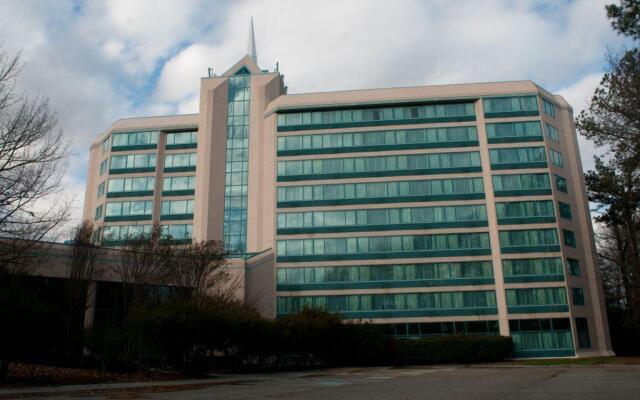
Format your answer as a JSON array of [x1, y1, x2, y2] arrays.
[[393, 335, 513, 365]]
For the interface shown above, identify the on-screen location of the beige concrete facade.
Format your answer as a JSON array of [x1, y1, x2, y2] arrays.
[[83, 54, 613, 358]]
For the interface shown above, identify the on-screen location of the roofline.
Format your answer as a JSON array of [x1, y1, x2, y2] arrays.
[[282, 79, 541, 97]]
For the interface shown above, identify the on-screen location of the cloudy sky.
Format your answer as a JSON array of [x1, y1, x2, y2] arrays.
[[0, 0, 631, 235]]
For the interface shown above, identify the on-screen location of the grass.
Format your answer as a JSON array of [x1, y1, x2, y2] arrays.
[[511, 356, 640, 366]]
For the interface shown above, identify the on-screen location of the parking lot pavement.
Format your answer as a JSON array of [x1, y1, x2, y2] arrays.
[[8, 364, 640, 400]]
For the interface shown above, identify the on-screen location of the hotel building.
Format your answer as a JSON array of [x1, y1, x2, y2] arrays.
[[82, 22, 613, 358]]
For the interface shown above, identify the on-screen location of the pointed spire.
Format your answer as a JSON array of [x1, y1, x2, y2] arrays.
[[246, 17, 257, 64]]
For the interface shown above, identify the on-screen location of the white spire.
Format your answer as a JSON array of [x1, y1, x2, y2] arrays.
[[246, 17, 257, 64]]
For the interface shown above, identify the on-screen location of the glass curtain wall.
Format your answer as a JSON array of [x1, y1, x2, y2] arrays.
[[223, 71, 251, 252]]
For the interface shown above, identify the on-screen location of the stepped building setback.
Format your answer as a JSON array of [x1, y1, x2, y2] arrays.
[[83, 21, 614, 358]]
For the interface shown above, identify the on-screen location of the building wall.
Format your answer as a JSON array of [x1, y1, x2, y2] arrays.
[[82, 64, 612, 358]]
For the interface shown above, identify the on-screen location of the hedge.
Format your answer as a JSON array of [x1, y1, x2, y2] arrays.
[[393, 335, 513, 365]]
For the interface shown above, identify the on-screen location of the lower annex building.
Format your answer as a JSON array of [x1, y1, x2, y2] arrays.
[[82, 24, 613, 358]]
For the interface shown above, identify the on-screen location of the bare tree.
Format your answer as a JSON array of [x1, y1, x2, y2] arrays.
[[65, 220, 100, 355], [159, 240, 236, 303], [115, 224, 164, 310], [0, 45, 70, 266]]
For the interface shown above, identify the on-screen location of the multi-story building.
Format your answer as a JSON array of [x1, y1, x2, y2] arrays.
[[83, 22, 613, 358]]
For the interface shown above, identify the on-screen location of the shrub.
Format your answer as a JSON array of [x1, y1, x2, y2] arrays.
[[393, 335, 513, 365]]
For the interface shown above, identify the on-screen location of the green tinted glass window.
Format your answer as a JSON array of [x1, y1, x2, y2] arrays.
[[572, 288, 585, 305], [276, 290, 496, 315], [562, 230, 576, 248], [502, 258, 563, 277]]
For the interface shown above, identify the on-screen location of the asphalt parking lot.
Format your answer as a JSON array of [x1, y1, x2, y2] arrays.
[[3, 364, 639, 400]]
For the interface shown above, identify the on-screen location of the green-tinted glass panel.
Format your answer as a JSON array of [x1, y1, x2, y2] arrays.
[[572, 287, 585, 305], [277, 261, 493, 285], [107, 177, 155, 194], [496, 200, 555, 219], [555, 174, 567, 192], [277, 205, 487, 231], [277, 126, 478, 154], [506, 287, 568, 306], [224, 73, 251, 252], [277, 151, 481, 180], [492, 173, 550, 192], [483, 96, 539, 115], [503, 258, 563, 277], [567, 258, 581, 276], [277, 102, 476, 130], [562, 229, 576, 248], [277, 232, 491, 258], [277, 177, 485, 206], [486, 121, 542, 140], [575, 318, 591, 348], [489, 147, 547, 167], [499, 228, 559, 249], [160, 224, 192, 241], [558, 202, 572, 219], [103, 224, 152, 242], [276, 290, 497, 315], [545, 123, 559, 141], [542, 98, 557, 117], [111, 131, 159, 148]]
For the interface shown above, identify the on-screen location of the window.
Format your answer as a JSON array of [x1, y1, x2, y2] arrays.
[[276, 261, 494, 286], [499, 228, 560, 252], [277, 204, 487, 232], [550, 149, 564, 167], [101, 136, 110, 154], [492, 173, 551, 195], [575, 318, 591, 348], [545, 123, 559, 141], [102, 224, 152, 242], [97, 182, 105, 198], [224, 74, 251, 252], [105, 201, 153, 217], [277, 178, 485, 207], [542, 98, 556, 117], [277, 126, 478, 154], [276, 290, 496, 315], [107, 176, 155, 194], [495, 200, 555, 221], [563, 230, 576, 248], [111, 131, 159, 148], [555, 174, 568, 192], [483, 96, 539, 116], [164, 153, 196, 168], [383, 320, 499, 337], [567, 258, 581, 276], [95, 205, 103, 220], [276, 102, 476, 131], [277, 233, 491, 259], [502, 258, 563, 277], [485, 121, 543, 143], [161, 224, 193, 241], [99, 159, 108, 175], [572, 288, 585, 305], [506, 287, 568, 306], [166, 131, 197, 147], [161, 200, 194, 216], [163, 176, 195, 192], [509, 318, 574, 354], [277, 152, 482, 180], [558, 202, 572, 219], [109, 153, 156, 171], [489, 147, 547, 168]]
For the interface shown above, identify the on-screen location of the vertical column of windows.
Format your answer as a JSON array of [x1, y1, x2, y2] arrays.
[[223, 73, 250, 252]]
